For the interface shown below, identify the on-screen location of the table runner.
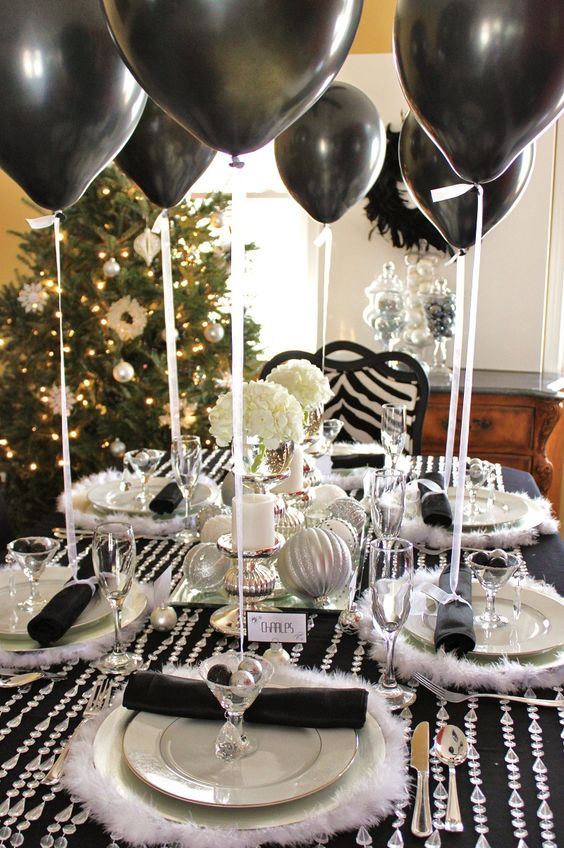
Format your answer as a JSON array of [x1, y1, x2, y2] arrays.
[[0, 455, 562, 848]]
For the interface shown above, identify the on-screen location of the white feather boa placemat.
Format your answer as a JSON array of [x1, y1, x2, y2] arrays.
[[358, 570, 564, 692], [57, 469, 219, 538], [62, 664, 409, 848]]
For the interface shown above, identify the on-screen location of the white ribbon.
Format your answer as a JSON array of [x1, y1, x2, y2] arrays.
[[314, 224, 333, 371], [418, 581, 472, 609], [27, 213, 78, 575], [152, 211, 181, 445], [443, 251, 466, 488], [229, 159, 247, 652], [431, 182, 484, 601], [417, 477, 446, 501]]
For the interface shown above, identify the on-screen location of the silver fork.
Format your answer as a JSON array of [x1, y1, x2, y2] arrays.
[[414, 672, 564, 708], [43, 677, 112, 783]]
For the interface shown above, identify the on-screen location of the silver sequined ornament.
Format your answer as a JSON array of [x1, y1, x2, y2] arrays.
[[133, 227, 161, 266], [203, 322, 225, 343], [112, 360, 135, 383], [150, 604, 177, 631], [109, 438, 126, 458], [102, 256, 120, 277], [196, 504, 230, 534], [327, 498, 366, 538]]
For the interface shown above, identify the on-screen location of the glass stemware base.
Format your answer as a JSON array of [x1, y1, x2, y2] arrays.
[[94, 649, 144, 676], [375, 676, 416, 709]]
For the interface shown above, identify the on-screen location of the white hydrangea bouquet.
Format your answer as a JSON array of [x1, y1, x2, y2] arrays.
[[209, 380, 304, 449], [265, 359, 333, 411]]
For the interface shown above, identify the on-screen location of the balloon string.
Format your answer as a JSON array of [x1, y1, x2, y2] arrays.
[[153, 210, 181, 444], [443, 251, 466, 488], [314, 224, 333, 371], [27, 212, 78, 575], [229, 160, 246, 654], [449, 186, 484, 597]]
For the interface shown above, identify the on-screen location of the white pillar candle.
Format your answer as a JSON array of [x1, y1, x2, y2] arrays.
[[232, 493, 276, 551], [274, 445, 304, 494]]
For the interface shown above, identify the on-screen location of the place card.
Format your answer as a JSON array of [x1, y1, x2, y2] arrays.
[[246, 611, 307, 643]]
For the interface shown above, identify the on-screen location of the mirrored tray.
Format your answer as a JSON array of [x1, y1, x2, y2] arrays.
[[123, 712, 358, 807], [93, 706, 385, 829]]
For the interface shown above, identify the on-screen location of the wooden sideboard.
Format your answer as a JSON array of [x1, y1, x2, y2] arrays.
[[422, 370, 564, 513]]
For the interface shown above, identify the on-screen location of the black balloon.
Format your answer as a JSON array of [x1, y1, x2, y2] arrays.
[[394, 0, 564, 184], [274, 83, 385, 224], [0, 0, 147, 211], [399, 113, 535, 251], [101, 0, 363, 156], [116, 99, 216, 208]]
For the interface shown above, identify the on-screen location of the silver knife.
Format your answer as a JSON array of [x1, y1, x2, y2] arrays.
[[0, 672, 45, 688], [411, 720, 433, 838]]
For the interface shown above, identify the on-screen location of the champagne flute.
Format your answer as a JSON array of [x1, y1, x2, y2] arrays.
[[369, 537, 415, 709], [367, 469, 406, 543], [171, 435, 202, 543], [381, 403, 407, 469], [92, 521, 142, 674]]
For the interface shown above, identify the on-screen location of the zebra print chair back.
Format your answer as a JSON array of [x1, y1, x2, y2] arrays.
[[260, 342, 429, 454]]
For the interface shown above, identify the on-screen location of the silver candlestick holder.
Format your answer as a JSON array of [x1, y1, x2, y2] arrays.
[[210, 532, 284, 636]]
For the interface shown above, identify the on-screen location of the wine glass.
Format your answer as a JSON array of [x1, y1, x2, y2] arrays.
[[381, 403, 407, 469], [468, 550, 519, 629], [124, 448, 166, 507], [92, 521, 143, 674], [171, 435, 202, 543], [369, 537, 415, 709], [7, 537, 60, 612], [200, 651, 273, 761], [367, 469, 406, 543]]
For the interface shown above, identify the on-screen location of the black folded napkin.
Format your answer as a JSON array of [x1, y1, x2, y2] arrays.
[[123, 671, 368, 729], [418, 471, 452, 528], [434, 562, 476, 656], [149, 481, 183, 515], [27, 554, 96, 646]]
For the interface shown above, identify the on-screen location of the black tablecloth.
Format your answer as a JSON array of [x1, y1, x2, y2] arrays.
[[1, 454, 562, 848]]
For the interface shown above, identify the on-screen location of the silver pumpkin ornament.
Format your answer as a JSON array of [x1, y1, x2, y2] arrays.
[[276, 527, 352, 607]]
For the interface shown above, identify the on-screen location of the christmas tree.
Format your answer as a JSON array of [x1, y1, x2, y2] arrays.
[[0, 165, 262, 532]]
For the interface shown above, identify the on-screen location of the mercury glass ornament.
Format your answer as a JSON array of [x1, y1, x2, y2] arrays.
[[422, 280, 456, 384], [183, 543, 230, 590], [150, 604, 178, 631], [102, 256, 120, 277], [204, 322, 225, 343], [109, 438, 126, 458], [112, 360, 135, 383]]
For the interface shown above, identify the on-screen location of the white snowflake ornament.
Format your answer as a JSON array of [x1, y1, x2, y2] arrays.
[[18, 283, 48, 313], [45, 384, 76, 416]]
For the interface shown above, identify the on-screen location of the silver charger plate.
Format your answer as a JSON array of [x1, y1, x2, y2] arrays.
[[123, 712, 358, 808], [447, 487, 529, 530], [405, 582, 564, 658], [93, 706, 386, 829], [87, 478, 219, 516], [0, 581, 147, 653], [0, 566, 111, 639]]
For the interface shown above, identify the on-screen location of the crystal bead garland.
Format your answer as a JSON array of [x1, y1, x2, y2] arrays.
[[525, 697, 556, 846]]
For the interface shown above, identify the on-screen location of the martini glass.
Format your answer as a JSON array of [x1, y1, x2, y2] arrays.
[[7, 537, 60, 612], [200, 651, 273, 761], [468, 550, 519, 629], [124, 448, 166, 508]]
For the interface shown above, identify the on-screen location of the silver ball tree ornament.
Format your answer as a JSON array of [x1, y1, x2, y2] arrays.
[[109, 438, 126, 458], [102, 256, 120, 277], [150, 605, 178, 631], [204, 322, 225, 343], [112, 360, 135, 383]]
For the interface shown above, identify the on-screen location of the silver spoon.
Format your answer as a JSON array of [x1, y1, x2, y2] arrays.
[[434, 724, 468, 832]]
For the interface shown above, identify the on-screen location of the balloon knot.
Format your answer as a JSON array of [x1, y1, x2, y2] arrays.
[[55, 210, 66, 221], [229, 155, 245, 169]]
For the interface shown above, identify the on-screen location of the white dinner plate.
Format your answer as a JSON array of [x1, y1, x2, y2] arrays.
[[123, 712, 357, 808], [94, 706, 385, 829], [447, 487, 529, 530], [405, 582, 564, 658], [0, 566, 111, 638], [87, 478, 218, 516], [0, 581, 147, 653]]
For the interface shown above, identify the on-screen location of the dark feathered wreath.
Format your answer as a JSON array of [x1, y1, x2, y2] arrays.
[[365, 126, 451, 255]]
